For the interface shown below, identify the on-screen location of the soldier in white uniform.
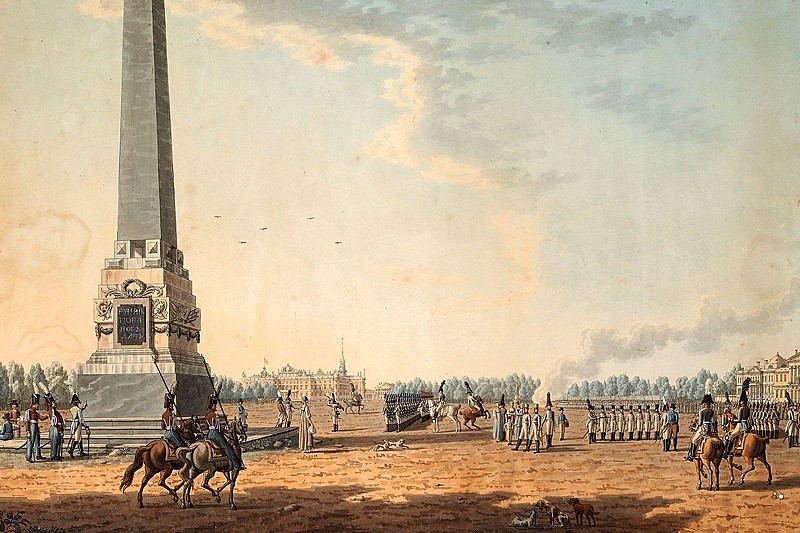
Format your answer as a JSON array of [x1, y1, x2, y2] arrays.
[[598, 405, 607, 441], [608, 405, 617, 442], [531, 404, 542, 453], [626, 406, 635, 441], [585, 400, 598, 444], [514, 404, 533, 452], [644, 405, 652, 440], [67, 393, 89, 458], [635, 405, 644, 441], [784, 392, 798, 448], [617, 405, 626, 441]]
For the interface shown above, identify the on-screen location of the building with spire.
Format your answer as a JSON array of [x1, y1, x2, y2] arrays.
[[243, 342, 366, 400]]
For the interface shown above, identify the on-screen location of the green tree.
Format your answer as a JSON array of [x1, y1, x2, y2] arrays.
[[0, 362, 10, 408]]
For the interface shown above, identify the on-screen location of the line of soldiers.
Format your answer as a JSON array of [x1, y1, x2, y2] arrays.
[[584, 401, 667, 442], [499, 393, 561, 453], [17, 383, 90, 463]]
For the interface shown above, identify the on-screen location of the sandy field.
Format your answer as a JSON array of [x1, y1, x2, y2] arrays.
[[0, 402, 798, 533]]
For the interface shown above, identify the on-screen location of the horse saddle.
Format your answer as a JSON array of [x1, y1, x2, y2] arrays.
[[162, 439, 179, 461]]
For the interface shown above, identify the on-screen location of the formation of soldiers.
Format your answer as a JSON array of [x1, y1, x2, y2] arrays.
[[383, 392, 428, 432], [583, 401, 676, 447], [492, 393, 561, 453]]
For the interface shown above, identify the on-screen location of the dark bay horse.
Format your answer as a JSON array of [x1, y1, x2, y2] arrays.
[[460, 398, 490, 430], [694, 436, 725, 491], [119, 418, 201, 508], [727, 433, 772, 486]]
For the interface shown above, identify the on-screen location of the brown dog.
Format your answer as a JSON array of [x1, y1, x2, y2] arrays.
[[566, 497, 597, 526]]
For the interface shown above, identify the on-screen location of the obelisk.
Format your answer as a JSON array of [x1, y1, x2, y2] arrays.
[[77, 0, 214, 418]]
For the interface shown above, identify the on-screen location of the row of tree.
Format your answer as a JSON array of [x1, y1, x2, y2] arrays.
[[0, 361, 75, 409], [390, 374, 541, 402], [213, 375, 279, 402], [564, 365, 742, 400]]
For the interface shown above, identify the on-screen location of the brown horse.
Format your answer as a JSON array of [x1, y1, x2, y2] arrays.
[[460, 401, 489, 430], [119, 418, 201, 508], [727, 433, 772, 486], [176, 418, 246, 510], [694, 436, 725, 491]]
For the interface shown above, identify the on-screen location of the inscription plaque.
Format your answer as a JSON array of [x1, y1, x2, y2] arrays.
[[117, 304, 147, 345]]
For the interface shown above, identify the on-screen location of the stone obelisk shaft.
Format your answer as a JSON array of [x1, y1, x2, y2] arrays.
[[118, 0, 177, 246]]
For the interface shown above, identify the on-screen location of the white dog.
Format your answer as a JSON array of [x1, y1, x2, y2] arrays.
[[509, 509, 537, 528]]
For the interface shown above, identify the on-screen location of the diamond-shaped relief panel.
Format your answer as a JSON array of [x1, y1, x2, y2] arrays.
[[115, 241, 129, 257], [146, 239, 161, 257]]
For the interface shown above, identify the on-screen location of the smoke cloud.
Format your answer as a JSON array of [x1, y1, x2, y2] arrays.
[[535, 279, 800, 401]]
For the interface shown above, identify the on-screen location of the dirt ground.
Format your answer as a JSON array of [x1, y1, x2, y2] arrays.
[[0, 402, 798, 532]]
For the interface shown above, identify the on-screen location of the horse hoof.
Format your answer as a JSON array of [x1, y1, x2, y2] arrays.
[[715, 486, 720, 491], [138, 502, 143, 509], [180, 503, 186, 509], [188, 503, 194, 509], [215, 495, 221, 504], [231, 504, 237, 511], [172, 495, 178, 503], [767, 481, 772, 486], [739, 480, 744, 485]]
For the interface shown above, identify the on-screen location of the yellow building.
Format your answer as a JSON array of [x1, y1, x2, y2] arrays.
[[243, 353, 366, 401], [736, 350, 800, 403]]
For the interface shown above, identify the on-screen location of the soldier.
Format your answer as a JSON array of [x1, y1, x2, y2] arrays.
[[437, 380, 446, 410], [785, 392, 798, 448], [617, 405, 626, 441], [67, 392, 89, 458], [513, 401, 524, 445], [7, 399, 21, 438], [635, 405, 644, 441], [597, 405, 607, 441], [275, 393, 287, 427], [236, 398, 247, 428], [24, 392, 45, 463], [161, 388, 185, 450], [724, 378, 751, 458], [285, 390, 294, 428], [770, 402, 780, 440], [205, 392, 245, 471], [543, 394, 555, 449], [644, 405, 652, 440], [42, 387, 64, 461], [557, 406, 568, 441], [514, 404, 533, 452], [465, 382, 482, 414], [626, 405, 635, 441], [585, 400, 598, 444], [663, 403, 679, 452], [608, 405, 617, 442], [685, 393, 716, 461], [531, 404, 543, 453]]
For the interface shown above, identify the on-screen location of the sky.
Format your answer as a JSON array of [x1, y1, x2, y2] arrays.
[[1, 0, 799, 395]]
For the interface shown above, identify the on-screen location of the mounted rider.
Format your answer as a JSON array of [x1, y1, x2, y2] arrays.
[[437, 380, 446, 410], [161, 384, 186, 450], [465, 381, 483, 415], [205, 389, 245, 471], [724, 377, 752, 458], [784, 391, 798, 448], [685, 393, 716, 461]]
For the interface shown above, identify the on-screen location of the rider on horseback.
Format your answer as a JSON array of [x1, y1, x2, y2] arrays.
[[205, 391, 245, 471], [465, 382, 482, 415], [724, 378, 751, 458], [686, 393, 716, 462], [162, 384, 186, 450], [437, 380, 446, 410]]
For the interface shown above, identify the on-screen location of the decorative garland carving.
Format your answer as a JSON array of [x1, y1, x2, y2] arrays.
[[96, 300, 113, 320], [151, 323, 200, 342], [170, 301, 199, 325], [152, 298, 169, 321], [95, 324, 113, 339], [104, 278, 164, 299]]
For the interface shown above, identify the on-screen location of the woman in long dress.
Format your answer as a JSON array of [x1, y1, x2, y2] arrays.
[[299, 396, 315, 452]]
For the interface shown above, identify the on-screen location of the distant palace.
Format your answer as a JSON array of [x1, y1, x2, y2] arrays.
[[736, 350, 800, 403], [243, 353, 366, 401]]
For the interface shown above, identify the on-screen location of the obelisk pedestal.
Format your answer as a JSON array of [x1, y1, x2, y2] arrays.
[[77, 0, 213, 418]]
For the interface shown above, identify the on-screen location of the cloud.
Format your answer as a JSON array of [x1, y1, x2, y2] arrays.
[[536, 279, 800, 397], [532, 170, 578, 195]]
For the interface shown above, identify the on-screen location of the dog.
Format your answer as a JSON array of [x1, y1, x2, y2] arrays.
[[566, 497, 597, 526], [508, 509, 537, 528], [534, 499, 570, 527], [371, 439, 409, 451]]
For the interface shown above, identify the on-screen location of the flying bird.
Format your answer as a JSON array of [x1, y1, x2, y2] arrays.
[[335, 241, 342, 244], [307, 217, 315, 220], [214, 215, 222, 218], [238, 241, 247, 244], [259, 227, 268, 230]]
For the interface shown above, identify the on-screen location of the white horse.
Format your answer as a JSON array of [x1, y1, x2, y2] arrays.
[[419, 399, 461, 433]]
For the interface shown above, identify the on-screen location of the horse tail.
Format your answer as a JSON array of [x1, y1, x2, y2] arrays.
[[119, 445, 147, 493], [176, 446, 193, 479]]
